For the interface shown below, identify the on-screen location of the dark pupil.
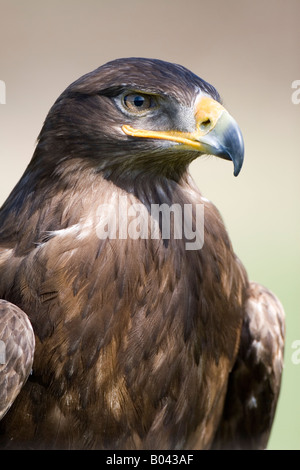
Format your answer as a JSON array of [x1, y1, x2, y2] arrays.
[[133, 95, 145, 107]]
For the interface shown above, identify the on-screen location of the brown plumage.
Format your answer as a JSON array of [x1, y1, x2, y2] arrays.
[[0, 58, 284, 449], [0, 300, 35, 420]]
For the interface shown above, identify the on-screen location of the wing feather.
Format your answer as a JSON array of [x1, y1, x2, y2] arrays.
[[0, 300, 35, 420], [211, 281, 285, 449]]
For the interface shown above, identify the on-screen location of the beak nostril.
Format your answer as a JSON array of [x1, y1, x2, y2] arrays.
[[199, 119, 212, 132]]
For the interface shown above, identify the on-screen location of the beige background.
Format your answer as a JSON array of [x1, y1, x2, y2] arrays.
[[0, 0, 299, 449]]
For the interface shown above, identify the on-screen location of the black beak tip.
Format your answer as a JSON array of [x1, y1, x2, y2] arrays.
[[232, 143, 244, 177], [227, 124, 245, 177], [233, 155, 244, 177], [212, 115, 245, 177]]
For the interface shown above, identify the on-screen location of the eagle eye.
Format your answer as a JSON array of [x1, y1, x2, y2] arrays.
[[122, 93, 156, 114]]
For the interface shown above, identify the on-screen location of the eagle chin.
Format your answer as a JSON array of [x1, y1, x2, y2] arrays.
[[0, 58, 284, 450]]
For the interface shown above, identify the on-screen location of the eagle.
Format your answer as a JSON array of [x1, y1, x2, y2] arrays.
[[0, 58, 285, 450]]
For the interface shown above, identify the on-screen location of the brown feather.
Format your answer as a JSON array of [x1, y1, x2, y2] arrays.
[[0, 300, 35, 420], [211, 282, 285, 449]]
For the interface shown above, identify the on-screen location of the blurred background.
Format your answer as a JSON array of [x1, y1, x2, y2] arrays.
[[0, 0, 299, 449]]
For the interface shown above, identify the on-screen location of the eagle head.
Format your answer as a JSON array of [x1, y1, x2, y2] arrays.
[[36, 58, 244, 179]]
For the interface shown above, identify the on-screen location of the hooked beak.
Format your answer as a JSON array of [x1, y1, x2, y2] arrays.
[[122, 95, 244, 177]]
